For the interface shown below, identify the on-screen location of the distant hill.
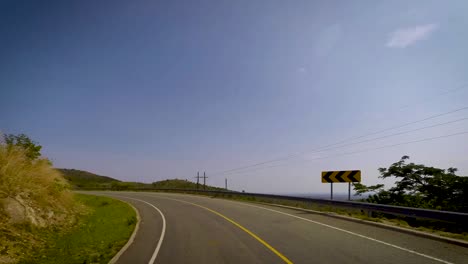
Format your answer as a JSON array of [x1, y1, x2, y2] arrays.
[[151, 179, 225, 191], [57, 168, 120, 188], [57, 168, 226, 191]]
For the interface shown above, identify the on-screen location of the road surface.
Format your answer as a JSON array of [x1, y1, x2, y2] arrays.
[[89, 191, 468, 264]]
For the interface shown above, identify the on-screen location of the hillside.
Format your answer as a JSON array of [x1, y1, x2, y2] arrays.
[[57, 168, 120, 188], [151, 179, 226, 191], [56, 168, 226, 191]]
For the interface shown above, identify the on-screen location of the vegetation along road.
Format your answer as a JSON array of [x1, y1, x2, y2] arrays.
[[89, 191, 468, 264]]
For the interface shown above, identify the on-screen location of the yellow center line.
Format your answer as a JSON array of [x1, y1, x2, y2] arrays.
[[152, 195, 293, 264]]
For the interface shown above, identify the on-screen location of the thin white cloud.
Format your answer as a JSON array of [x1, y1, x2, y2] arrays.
[[386, 23, 438, 48], [297, 67, 307, 73]]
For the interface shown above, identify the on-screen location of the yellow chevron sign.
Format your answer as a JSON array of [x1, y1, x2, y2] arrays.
[[322, 170, 361, 183]]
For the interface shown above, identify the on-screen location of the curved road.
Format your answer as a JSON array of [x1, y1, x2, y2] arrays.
[[90, 192, 468, 264]]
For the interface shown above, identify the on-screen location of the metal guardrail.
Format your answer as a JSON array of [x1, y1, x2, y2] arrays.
[[82, 187, 468, 223]]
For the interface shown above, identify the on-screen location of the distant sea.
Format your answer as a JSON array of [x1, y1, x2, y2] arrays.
[[271, 193, 370, 201]]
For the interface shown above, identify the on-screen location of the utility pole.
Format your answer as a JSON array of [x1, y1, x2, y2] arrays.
[[202, 171, 208, 190], [195, 171, 200, 189], [225, 178, 228, 190]]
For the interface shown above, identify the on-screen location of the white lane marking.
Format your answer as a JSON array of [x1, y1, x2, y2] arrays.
[[113, 195, 167, 264], [232, 202, 454, 264], [148, 193, 454, 264]]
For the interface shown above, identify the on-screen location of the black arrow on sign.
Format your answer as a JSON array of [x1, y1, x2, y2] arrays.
[[323, 171, 333, 182], [335, 171, 346, 182], [348, 171, 359, 182]]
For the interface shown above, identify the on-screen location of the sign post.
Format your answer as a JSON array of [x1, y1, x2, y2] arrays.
[[348, 182, 351, 201], [322, 170, 361, 200]]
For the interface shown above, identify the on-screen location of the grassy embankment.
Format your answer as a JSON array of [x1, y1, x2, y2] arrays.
[[0, 145, 136, 264], [20, 194, 136, 264]]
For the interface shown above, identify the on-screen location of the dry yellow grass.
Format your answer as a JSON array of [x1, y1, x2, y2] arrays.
[[0, 145, 79, 263]]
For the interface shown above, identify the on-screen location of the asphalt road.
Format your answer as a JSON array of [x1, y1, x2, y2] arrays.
[[90, 191, 468, 264]]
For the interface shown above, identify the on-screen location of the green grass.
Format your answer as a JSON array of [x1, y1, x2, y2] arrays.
[[20, 194, 136, 264]]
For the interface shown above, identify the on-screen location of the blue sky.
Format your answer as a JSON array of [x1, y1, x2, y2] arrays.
[[1, 0, 468, 193]]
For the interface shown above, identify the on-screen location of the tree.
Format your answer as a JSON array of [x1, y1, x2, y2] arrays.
[[353, 182, 384, 196], [3, 134, 42, 160], [354, 156, 468, 212]]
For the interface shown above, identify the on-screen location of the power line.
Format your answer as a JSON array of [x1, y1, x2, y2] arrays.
[[399, 83, 468, 110], [349, 83, 468, 125], [220, 117, 468, 176], [224, 131, 468, 176], [304, 131, 468, 162], [313, 117, 468, 153], [211, 105, 468, 176], [313, 106, 468, 151], [222, 164, 286, 177]]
